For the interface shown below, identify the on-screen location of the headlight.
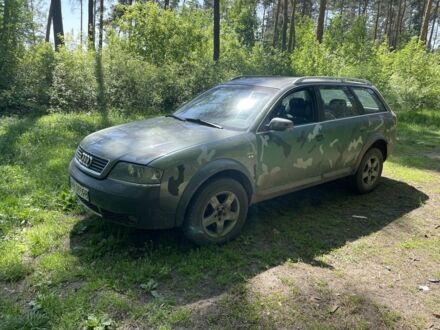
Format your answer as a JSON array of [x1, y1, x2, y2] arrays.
[[109, 162, 163, 184]]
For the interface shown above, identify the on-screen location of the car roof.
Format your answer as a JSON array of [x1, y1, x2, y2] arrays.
[[223, 76, 372, 89]]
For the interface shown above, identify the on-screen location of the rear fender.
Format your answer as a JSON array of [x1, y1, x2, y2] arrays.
[[353, 133, 388, 173]]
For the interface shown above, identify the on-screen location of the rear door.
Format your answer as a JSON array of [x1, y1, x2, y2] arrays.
[[315, 85, 369, 179], [350, 86, 391, 135]]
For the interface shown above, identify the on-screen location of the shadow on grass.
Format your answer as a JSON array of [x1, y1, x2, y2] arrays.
[[0, 114, 42, 162], [69, 176, 428, 305], [188, 278, 404, 329], [95, 51, 110, 128]]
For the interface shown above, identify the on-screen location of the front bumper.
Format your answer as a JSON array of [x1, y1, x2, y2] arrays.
[[68, 160, 175, 229]]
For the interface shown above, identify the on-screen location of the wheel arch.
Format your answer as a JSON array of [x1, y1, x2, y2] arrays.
[[370, 139, 388, 161], [174, 159, 254, 227], [354, 134, 388, 173]]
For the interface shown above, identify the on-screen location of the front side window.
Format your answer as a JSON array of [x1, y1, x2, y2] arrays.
[[351, 87, 386, 114], [268, 88, 316, 126], [318, 86, 361, 120], [175, 85, 277, 130]]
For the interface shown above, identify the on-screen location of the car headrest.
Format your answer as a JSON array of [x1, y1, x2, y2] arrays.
[[289, 98, 306, 116], [329, 99, 347, 109]]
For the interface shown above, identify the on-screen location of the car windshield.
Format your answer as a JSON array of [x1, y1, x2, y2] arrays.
[[174, 85, 278, 130]]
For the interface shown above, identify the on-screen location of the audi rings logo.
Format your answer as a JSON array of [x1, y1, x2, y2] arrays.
[[79, 152, 93, 167]]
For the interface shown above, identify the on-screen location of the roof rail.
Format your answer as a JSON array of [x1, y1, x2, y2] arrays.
[[230, 75, 286, 80], [295, 76, 372, 85]]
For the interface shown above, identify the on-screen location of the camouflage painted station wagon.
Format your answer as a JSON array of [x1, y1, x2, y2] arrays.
[[69, 76, 397, 244]]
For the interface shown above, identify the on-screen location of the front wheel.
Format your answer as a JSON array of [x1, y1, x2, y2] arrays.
[[353, 147, 384, 194], [183, 178, 248, 245]]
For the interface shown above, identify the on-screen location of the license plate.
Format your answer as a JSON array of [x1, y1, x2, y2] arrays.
[[70, 177, 89, 202]]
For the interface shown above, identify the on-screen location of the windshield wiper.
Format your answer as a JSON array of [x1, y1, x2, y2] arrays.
[[165, 114, 186, 122], [184, 118, 223, 129]]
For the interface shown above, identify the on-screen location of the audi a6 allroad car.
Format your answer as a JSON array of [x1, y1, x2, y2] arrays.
[[69, 76, 397, 245]]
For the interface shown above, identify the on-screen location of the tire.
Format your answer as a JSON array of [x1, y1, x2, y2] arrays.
[[353, 147, 384, 194], [183, 178, 249, 245]]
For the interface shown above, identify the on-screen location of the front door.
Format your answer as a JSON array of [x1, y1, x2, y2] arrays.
[[256, 87, 324, 197]]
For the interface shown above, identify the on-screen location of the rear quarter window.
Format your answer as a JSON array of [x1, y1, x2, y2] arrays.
[[351, 88, 386, 114]]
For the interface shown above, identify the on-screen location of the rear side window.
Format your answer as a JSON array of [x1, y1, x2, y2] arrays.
[[317, 86, 361, 120], [351, 87, 386, 114]]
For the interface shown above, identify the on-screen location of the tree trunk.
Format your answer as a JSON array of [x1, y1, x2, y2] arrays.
[[52, 0, 64, 48], [272, 0, 281, 47], [288, 0, 296, 52], [98, 0, 103, 50], [213, 0, 220, 61], [387, 0, 395, 45], [316, 0, 326, 43], [393, 0, 403, 48], [29, 0, 37, 44], [93, 0, 96, 40], [1, 0, 12, 89], [45, 0, 53, 42], [80, 0, 83, 45], [281, 0, 288, 50], [373, 0, 381, 41], [420, 0, 427, 35], [384, 0, 393, 41], [428, 0, 439, 48], [164, 0, 169, 9], [261, 5, 266, 41], [340, 0, 344, 16], [88, 0, 94, 49], [399, 0, 407, 35], [362, 0, 368, 15], [433, 13, 440, 46], [1, 0, 12, 47], [420, 0, 434, 42]]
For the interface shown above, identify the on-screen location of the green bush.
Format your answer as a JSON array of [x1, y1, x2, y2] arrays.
[[49, 48, 97, 112], [1, 8, 439, 115], [15, 43, 56, 110], [387, 39, 440, 110], [114, 3, 210, 65]]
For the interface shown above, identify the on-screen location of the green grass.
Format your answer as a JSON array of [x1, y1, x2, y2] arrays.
[[0, 109, 439, 328]]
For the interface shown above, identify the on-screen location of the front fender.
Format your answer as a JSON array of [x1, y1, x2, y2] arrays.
[[174, 158, 255, 227]]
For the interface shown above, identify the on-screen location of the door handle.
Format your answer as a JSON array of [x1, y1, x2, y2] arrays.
[[316, 133, 324, 142]]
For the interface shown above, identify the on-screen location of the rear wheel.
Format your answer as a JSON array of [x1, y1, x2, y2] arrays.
[[353, 147, 383, 194], [183, 178, 248, 245]]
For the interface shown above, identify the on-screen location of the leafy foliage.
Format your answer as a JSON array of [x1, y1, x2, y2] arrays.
[[113, 3, 210, 65], [0, 3, 439, 115]]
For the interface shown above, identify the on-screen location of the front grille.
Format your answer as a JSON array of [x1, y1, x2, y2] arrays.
[[75, 147, 109, 174]]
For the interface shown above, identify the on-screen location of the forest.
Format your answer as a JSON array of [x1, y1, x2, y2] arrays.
[[0, 0, 439, 115], [1, 0, 440, 329]]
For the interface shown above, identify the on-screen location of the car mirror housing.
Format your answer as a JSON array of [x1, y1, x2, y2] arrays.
[[268, 117, 294, 131]]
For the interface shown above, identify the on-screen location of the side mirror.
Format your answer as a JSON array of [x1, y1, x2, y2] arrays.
[[268, 117, 294, 131]]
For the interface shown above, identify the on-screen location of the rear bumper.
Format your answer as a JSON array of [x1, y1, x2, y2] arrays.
[[68, 160, 175, 229]]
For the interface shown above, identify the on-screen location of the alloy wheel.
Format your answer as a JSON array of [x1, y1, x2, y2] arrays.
[[202, 191, 240, 238], [362, 155, 380, 187]]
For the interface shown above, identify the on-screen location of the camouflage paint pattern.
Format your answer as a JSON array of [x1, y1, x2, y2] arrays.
[[72, 79, 396, 228]]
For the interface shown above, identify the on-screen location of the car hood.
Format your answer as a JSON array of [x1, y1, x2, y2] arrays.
[[80, 116, 242, 164]]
